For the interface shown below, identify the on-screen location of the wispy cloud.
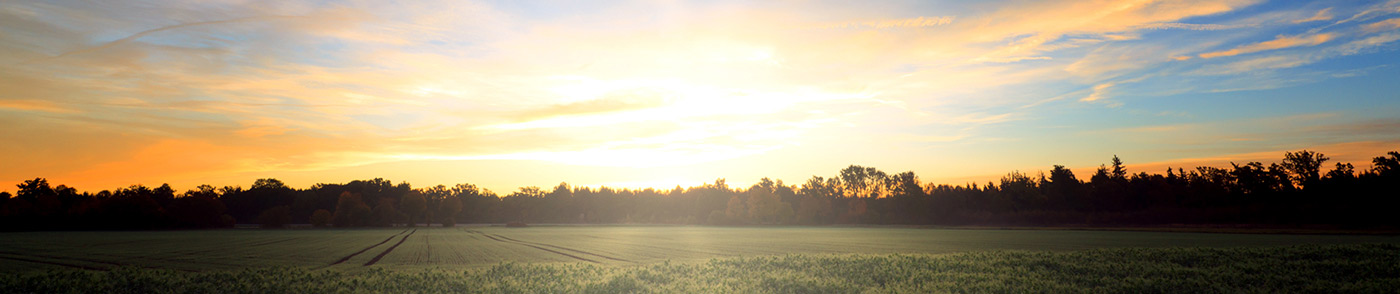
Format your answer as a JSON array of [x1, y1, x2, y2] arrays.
[[1365, 18, 1400, 32], [1198, 33, 1334, 58], [0, 99, 78, 113], [1191, 31, 1400, 76], [1293, 8, 1334, 24], [1080, 82, 1116, 102], [1135, 22, 1253, 30], [816, 16, 955, 29]]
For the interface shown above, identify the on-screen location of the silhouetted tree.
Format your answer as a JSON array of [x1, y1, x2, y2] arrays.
[[4, 149, 1400, 230], [222, 178, 294, 223], [258, 206, 292, 229], [331, 192, 371, 227], [401, 192, 427, 226], [439, 195, 462, 227], [252, 178, 288, 190], [725, 195, 746, 224], [839, 165, 887, 198], [746, 182, 781, 224], [310, 209, 332, 228], [1043, 165, 1084, 211], [371, 198, 403, 227], [16, 178, 55, 203], [1372, 151, 1400, 177], [167, 193, 233, 228], [1281, 150, 1329, 189], [1110, 155, 1127, 179], [796, 194, 832, 225]]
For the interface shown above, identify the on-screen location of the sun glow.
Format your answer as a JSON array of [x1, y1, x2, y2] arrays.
[[4, 0, 1400, 194], [459, 71, 870, 169]]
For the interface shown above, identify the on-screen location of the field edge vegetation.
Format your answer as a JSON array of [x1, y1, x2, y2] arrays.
[[3, 243, 1396, 293]]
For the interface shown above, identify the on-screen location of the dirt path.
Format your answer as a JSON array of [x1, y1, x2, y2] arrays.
[[363, 229, 416, 266]]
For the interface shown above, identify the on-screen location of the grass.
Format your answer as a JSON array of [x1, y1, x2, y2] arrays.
[[2, 226, 1398, 273], [2, 243, 1396, 293]]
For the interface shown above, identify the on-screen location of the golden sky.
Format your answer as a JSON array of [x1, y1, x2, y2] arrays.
[[3, 0, 1399, 193]]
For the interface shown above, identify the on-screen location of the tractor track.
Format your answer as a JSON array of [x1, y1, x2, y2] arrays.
[[490, 234, 633, 263], [477, 233, 598, 263], [0, 250, 202, 272], [0, 254, 106, 271], [0, 250, 126, 267], [464, 230, 630, 264], [319, 229, 408, 268], [363, 229, 416, 266]]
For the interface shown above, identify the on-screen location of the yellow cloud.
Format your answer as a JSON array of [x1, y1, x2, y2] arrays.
[[1198, 33, 1334, 58], [1080, 82, 1116, 102]]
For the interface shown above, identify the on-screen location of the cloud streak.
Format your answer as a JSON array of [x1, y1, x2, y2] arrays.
[[817, 16, 955, 29], [1198, 33, 1334, 58]]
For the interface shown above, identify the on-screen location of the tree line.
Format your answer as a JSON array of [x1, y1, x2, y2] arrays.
[[1, 150, 1397, 230]]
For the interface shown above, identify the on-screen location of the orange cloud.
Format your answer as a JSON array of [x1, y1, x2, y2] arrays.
[[0, 100, 78, 113], [1198, 33, 1334, 58], [1365, 18, 1400, 32]]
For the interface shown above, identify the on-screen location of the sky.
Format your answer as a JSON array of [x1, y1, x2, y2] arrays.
[[2, 0, 1399, 194]]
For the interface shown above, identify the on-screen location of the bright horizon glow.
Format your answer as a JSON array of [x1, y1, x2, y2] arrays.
[[2, 0, 1400, 194]]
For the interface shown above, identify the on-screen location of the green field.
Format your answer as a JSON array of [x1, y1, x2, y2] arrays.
[[2, 226, 1397, 273], [2, 226, 1398, 292]]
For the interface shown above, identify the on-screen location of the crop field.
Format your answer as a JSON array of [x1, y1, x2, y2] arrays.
[[2, 226, 1398, 273], [1, 226, 1398, 292]]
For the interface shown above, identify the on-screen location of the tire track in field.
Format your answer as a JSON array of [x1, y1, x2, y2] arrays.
[[245, 237, 299, 248], [158, 237, 269, 256], [320, 229, 409, 268], [601, 239, 724, 256], [363, 229, 416, 266], [0, 250, 199, 272], [0, 255, 106, 270], [167, 237, 303, 258], [490, 234, 633, 263], [75, 251, 246, 270], [414, 231, 431, 265], [0, 250, 196, 272], [0, 250, 127, 268], [464, 229, 595, 263]]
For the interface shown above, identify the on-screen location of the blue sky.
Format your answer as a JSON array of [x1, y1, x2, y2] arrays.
[[1, 0, 1398, 193]]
